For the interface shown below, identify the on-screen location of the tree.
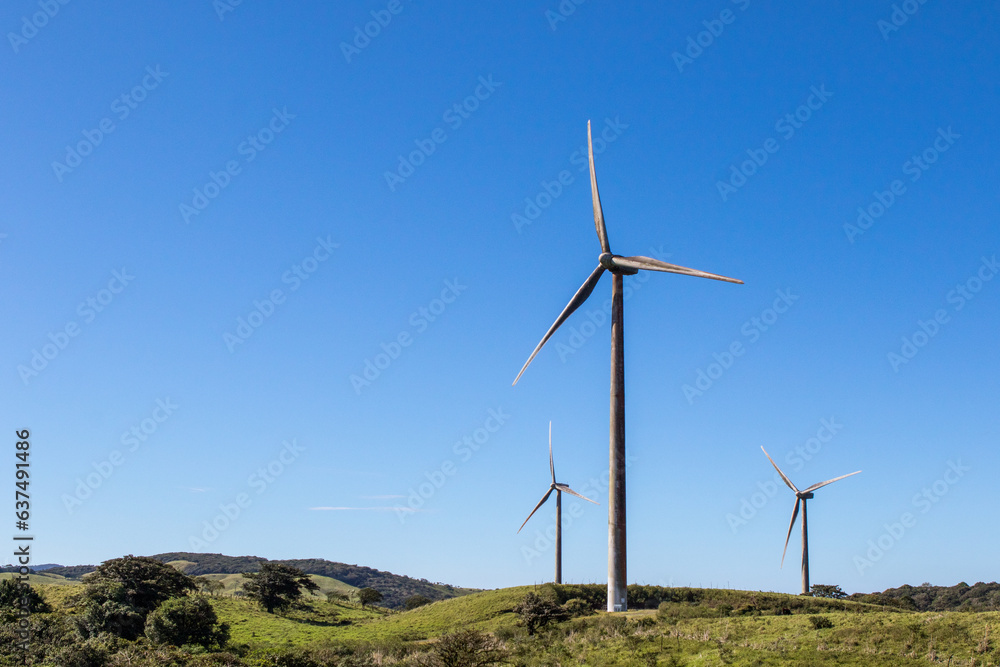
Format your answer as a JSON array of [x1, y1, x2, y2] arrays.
[[434, 629, 507, 667], [241, 563, 319, 613], [0, 579, 50, 620], [513, 592, 568, 635], [405, 594, 432, 610], [144, 596, 230, 648], [810, 584, 847, 600], [194, 576, 225, 597], [326, 591, 349, 603], [357, 587, 383, 608], [81, 555, 197, 639]]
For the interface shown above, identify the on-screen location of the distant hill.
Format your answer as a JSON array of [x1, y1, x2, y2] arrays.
[[850, 581, 1000, 612], [45, 552, 477, 610]]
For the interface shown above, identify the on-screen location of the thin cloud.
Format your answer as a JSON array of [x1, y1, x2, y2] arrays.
[[309, 506, 422, 512]]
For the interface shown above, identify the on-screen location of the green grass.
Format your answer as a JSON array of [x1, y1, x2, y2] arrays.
[[18, 579, 1000, 665]]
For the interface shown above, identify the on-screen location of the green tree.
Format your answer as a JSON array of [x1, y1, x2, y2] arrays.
[[144, 596, 230, 648], [356, 587, 383, 608], [513, 592, 568, 635], [241, 563, 319, 613], [810, 584, 847, 599], [0, 579, 51, 620], [405, 594, 432, 610], [81, 555, 197, 639], [193, 576, 225, 597]]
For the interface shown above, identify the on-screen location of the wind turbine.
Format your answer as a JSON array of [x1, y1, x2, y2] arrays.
[[761, 446, 860, 595], [518, 421, 598, 584], [512, 121, 743, 611]]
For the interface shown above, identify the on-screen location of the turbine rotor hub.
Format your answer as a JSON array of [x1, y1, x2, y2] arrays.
[[797, 492, 815, 500]]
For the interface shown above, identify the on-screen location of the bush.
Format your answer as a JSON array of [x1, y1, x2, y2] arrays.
[[0, 579, 51, 619], [808, 615, 834, 629], [405, 594, 432, 610], [513, 593, 568, 635], [433, 629, 506, 667], [144, 596, 230, 649], [562, 597, 594, 617]]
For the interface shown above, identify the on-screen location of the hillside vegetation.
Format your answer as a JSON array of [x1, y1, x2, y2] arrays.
[[42, 552, 475, 610], [7, 579, 999, 666]]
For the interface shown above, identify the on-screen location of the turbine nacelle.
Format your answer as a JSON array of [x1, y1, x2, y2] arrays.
[[599, 252, 638, 275], [796, 491, 815, 500]]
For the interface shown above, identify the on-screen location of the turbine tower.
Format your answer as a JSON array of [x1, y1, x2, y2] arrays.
[[761, 446, 860, 595], [513, 121, 743, 611], [518, 421, 598, 584]]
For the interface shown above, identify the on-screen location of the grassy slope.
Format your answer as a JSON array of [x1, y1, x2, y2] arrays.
[[25, 581, 1000, 665]]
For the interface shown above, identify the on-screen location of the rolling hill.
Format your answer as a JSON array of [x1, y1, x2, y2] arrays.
[[41, 551, 477, 609]]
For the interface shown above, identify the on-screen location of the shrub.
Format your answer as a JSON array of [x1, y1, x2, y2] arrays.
[[808, 615, 834, 629], [562, 598, 594, 617], [144, 596, 229, 649], [513, 593, 568, 635], [405, 594, 432, 610], [433, 629, 506, 667]]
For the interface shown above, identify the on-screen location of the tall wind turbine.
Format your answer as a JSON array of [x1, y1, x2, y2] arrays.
[[518, 421, 598, 584], [513, 121, 743, 611], [761, 446, 860, 595]]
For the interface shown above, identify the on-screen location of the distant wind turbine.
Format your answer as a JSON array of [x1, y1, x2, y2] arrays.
[[761, 446, 860, 595], [518, 422, 597, 584], [513, 121, 743, 611]]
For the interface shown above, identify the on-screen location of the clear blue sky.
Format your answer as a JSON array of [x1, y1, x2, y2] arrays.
[[2, 1, 998, 595]]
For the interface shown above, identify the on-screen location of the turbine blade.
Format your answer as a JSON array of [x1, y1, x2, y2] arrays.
[[762, 446, 799, 494], [611, 255, 743, 285], [517, 488, 553, 533], [549, 421, 555, 484], [557, 484, 598, 505], [781, 498, 801, 568], [588, 120, 611, 254], [512, 265, 606, 385], [803, 470, 861, 494]]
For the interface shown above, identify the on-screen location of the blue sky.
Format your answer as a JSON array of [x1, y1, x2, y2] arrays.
[[2, 1, 998, 595]]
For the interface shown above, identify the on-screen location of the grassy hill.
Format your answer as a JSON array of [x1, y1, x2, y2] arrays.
[[25, 580, 999, 665], [44, 552, 476, 610]]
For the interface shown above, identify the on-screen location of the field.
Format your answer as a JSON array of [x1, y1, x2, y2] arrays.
[[14, 578, 998, 666]]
